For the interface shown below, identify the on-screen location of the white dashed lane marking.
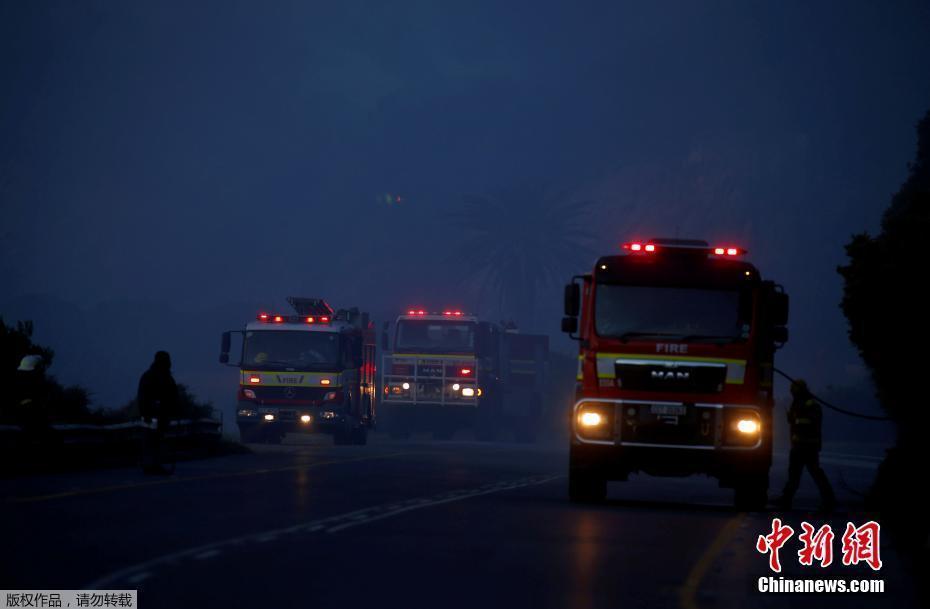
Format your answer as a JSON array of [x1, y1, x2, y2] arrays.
[[87, 473, 561, 589]]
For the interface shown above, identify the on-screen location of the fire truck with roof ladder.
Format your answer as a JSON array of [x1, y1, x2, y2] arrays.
[[219, 297, 377, 445], [380, 309, 549, 441], [561, 239, 789, 508]]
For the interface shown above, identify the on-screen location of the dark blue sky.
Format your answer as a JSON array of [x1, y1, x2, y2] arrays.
[[2, 1, 929, 409]]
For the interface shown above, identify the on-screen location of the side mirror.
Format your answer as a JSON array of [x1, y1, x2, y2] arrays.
[[564, 283, 580, 317], [772, 326, 789, 345], [771, 292, 789, 327], [219, 332, 231, 364], [561, 317, 578, 334]]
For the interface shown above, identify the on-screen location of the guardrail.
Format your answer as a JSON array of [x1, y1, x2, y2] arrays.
[[0, 417, 223, 444]]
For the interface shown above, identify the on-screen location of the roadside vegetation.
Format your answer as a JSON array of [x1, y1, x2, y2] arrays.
[[838, 109, 930, 563]]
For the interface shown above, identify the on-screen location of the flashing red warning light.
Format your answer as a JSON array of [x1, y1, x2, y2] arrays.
[[306, 316, 315, 323], [622, 242, 657, 253], [258, 313, 269, 321], [712, 246, 744, 257], [273, 315, 284, 323], [442, 310, 465, 316], [249, 375, 261, 384], [320, 316, 330, 323], [460, 368, 472, 376]]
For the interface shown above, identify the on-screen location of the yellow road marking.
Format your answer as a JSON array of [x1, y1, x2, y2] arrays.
[[8, 452, 412, 504], [679, 514, 745, 609]]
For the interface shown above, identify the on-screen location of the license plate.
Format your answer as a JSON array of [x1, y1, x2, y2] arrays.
[[650, 404, 687, 416]]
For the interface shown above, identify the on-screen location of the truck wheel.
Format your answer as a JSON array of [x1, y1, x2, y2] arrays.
[[388, 412, 410, 440], [733, 476, 769, 511], [568, 469, 607, 503], [351, 426, 368, 446]]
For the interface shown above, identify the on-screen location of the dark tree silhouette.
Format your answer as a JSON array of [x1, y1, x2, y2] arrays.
[[838, 109, 930, 544], [447, 187, 597, 331]]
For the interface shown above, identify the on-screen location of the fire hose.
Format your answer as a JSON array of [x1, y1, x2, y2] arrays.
[[774, 367, 890, 421]]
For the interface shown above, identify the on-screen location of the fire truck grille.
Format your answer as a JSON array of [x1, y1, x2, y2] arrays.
[[620, 403, 716, 447], [614, 362, 726, 393]]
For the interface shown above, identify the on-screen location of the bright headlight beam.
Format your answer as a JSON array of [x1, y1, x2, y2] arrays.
[[580, 412, 603, 427], [736, 419, 759, 434]]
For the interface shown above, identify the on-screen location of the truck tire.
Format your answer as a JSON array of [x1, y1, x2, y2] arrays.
[[568, 469, 607, 503], [387, 410, 410, 440], [733, 475, 769, 511]]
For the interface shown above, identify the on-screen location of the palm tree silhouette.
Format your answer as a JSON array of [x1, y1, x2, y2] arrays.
[[447, 187, 597, 331]]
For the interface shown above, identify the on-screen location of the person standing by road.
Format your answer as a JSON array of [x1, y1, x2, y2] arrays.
[[137, 351, 179, 475], [774, 379, 836, 512]]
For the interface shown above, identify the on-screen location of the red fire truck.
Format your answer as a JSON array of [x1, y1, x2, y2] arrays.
[[562, 239, 789, 508], [219, 297, 377, 445], [380, 310, 549, 441]]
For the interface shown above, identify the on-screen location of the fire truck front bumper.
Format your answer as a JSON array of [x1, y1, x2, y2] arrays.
[[237, 402, 348, 434], [570, 399, 772, 484]]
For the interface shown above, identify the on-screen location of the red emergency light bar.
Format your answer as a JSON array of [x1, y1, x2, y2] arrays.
[[622, 242, 657, 253], [711, 246, 745, 257], [257, 313, 331, 324], [622, 238, 747, 257], [406, 310, 465, 316]]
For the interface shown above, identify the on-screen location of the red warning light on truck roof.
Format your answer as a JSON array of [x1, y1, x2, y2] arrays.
[[622, 242, 657, 253]]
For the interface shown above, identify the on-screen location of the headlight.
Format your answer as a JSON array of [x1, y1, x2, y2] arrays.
[[575, 403, 612, 440], [461, 387, 475, 397], [402, 382, 410, 390], [263, 413, 275, 422], [724, 410, 761, 446], [580, 412, 603, 427], [300, 414, 312, 424], [238, 408, 257, 417]]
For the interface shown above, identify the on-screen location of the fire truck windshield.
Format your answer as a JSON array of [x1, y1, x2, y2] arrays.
[[395, 320, 475, 353], [243, 330, 340, 370], [594, 285, 750, 342]]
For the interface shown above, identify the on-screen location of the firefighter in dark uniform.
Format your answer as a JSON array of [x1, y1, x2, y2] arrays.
[[774, 379, 836, 512], [137, 351, 179, 475]]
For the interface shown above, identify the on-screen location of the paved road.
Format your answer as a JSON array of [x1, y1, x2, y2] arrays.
[[1, 435, 913, 609]]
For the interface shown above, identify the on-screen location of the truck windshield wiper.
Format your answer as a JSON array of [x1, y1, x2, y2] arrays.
[[616, 332, 683, 343], [679, 335, 742, 344]]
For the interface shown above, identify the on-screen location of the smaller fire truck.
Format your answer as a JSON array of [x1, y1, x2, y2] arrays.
[[219, 297, 377, 445], [562, 239, 789, 508], [380, 310, 549, 441]]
